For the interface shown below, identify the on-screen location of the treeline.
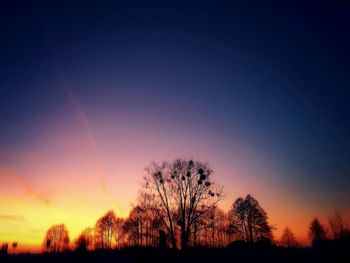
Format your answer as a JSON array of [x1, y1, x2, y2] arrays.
[[2, 159, 349, 254], [42, 202, 349, 253], [43, 194, 273, 252]]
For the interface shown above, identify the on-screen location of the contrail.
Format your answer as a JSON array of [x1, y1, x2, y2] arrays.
[[64, 87, 105, 191], [63, 84, 119, 214], [44, 32, 120, 214]]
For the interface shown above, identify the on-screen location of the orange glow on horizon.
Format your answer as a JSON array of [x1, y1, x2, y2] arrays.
[[1, 89, 349, 253], [2, 153, 346, 252]]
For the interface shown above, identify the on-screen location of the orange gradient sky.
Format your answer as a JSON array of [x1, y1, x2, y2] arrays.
[[1, 93, 349, 252]]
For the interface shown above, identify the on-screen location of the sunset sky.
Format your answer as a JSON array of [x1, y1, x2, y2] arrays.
[[1, 1, 350, 252]]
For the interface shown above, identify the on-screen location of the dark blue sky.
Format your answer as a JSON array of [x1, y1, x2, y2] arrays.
[[1, 1, 350, 208]]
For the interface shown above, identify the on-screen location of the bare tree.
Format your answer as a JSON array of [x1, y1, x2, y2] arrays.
[[123, 205, 146, 246], [308, 218, 327, 244], [95, 210, 117, 249], [123, 215, 137, 246], [217, 208, 231, 247], [193, 206, 229, 247], [143, 159, 223, 250], [43, 224, 70, 252], [75, 227, 94, 251], [328, 210, 347, 240], [131, 192, 164, 247], [228, 194, 272, 243], [280, 227, 298, 248], [113, 217, 125, 248]]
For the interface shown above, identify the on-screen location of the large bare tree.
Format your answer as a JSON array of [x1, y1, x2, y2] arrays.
[[143, 158, 223, 250]]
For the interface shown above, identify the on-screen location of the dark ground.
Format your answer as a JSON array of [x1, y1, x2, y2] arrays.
[[1, 242, 349, 263]]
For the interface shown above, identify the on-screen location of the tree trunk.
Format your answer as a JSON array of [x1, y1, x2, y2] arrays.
[[181, 231, 189, 251], [169, 228, 177, 249], [248, 220, 254, 243]]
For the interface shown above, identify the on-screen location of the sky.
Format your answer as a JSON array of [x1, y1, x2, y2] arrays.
[[1, 0, 350, 252]]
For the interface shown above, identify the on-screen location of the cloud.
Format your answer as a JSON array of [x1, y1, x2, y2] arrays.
[[0, 166, 52, 207], [24, 186, 52, 207], [0, 215, 26, 221]]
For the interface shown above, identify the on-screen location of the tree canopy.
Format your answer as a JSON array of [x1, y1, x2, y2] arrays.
[[308, 218, 327, 245], [280, 227, 298, 248], [143, 159, 223, 250], [43, 224, 70, 253], [228, 194, 273, 243]]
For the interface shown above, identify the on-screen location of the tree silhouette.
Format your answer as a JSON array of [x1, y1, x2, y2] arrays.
[[95, 210, 117, 249], [113, 217, 125, 248], [228, 194, 272, 243], [12, 242, 17, 254], [43, 224, 70, 253], [1, 243, 8, 255], [308, 218, 327, 245], [193, 205, 229, 247], [123, 205, 146, 246], [328, 210, 347, 240], [122, 193, 165, 247], [280, 227, 298, 248], [75, 227, 94, 251], [136, 192, 165, 247], [143, 159, 223, 250]]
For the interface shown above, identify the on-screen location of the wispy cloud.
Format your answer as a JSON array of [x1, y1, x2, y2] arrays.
[[0, 214, 26, 221], [24, 186, 52, 207], [0, 166, 52, 207]]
